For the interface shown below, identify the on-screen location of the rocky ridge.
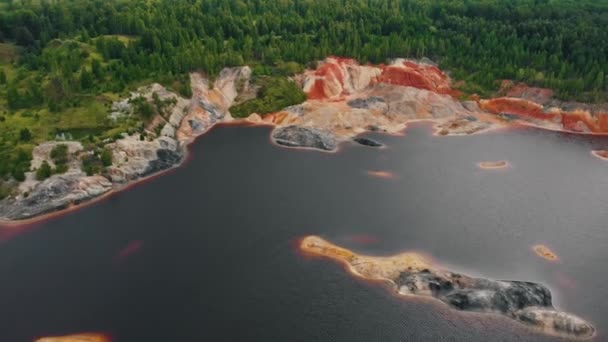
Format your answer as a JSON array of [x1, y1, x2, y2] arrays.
[[300, 236, 595, 339]]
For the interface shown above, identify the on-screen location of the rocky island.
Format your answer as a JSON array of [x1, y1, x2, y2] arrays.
[[300, 236, 595, 339], [2, 57, 608, 224]]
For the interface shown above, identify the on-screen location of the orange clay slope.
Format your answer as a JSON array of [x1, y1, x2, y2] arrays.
[[291, 57, 608, 135]]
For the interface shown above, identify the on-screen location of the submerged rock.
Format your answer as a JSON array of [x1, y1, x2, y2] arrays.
[[300, 236, 595, 339], [272, 126, 337, 151], [353, 137, 384, 148]]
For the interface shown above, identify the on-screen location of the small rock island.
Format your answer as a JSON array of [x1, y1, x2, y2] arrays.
[[532, 244, 559, 262], [300, 236, 595, 339], [35, 333, 110, 342], [478, 160, 509, 169]]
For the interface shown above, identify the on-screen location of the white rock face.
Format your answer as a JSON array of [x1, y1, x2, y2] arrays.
[[177, 68, 251, 140], [106, 135, 182, 183], [214, 66, 252, 109]]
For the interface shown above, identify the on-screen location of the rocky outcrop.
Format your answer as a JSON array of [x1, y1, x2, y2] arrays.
[[300, 236, 595, 339], [300, 57, 382, 100], [372, 58, 457, 96], [177, 68, 251, 140], [106, 135, 183, 183], [0, 171, 112, 221], [267, 58, 502, 144], [272, 126, 337, 151]]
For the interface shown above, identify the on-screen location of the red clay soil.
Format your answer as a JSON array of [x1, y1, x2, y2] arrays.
[[303, 57, 608, 134], [482, 97, 608, 133], [501, 81, 554, 105], [307, 57, 353, 100], [561, 111, 608, 133], [305, 58, 458, 100], [307, 78, 329, 100], [373, 61, 456, 96], [480, 97, 558, 121]]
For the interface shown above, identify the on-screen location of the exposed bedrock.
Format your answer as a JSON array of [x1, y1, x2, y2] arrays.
[[107, 135, 184, 183], [300, 236, 595, 339], [272, 126, 337, 151], [398, 269, 594, 338], [0, 171, 112, 221]]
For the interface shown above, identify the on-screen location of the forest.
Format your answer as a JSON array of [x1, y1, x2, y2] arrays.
[[0, 0, 607, 190]]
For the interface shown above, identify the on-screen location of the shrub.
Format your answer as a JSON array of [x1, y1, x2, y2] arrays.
[[101, 148, 113, 166], [36, 161, 52, 180], [230, 77, 306, 118], [19, 128, 32, 141], [50, 144, 69, 165]]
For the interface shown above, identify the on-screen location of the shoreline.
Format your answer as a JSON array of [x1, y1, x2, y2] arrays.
[[0, 120, 256, 229], [2, 116, 607, 229]]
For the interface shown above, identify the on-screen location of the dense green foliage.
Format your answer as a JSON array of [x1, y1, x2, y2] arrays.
[[231, 76, 307, 118], [50, 143, 69, 173], [0, 0, 607, 184], [100, 148, 113, 167], [2, 0, 607, 102], [35, 160, 51, 180]]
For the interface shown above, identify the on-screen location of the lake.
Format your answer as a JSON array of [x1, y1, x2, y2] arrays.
[[0, 123, 607, 341]]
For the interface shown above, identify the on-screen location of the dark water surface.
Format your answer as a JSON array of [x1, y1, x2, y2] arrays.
[[1, 123, 607, 342]]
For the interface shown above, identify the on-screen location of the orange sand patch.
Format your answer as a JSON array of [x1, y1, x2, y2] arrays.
[[533, 244, 559, 262], [591, 150, 608, 161], [300, 236, 430, 281], [478, 160, 509, 169], [35, 333, 110, 342], [366, 170, 396, 179]]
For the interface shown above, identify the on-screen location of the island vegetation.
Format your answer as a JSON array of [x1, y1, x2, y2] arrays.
[[0, 0, 607, 197]]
